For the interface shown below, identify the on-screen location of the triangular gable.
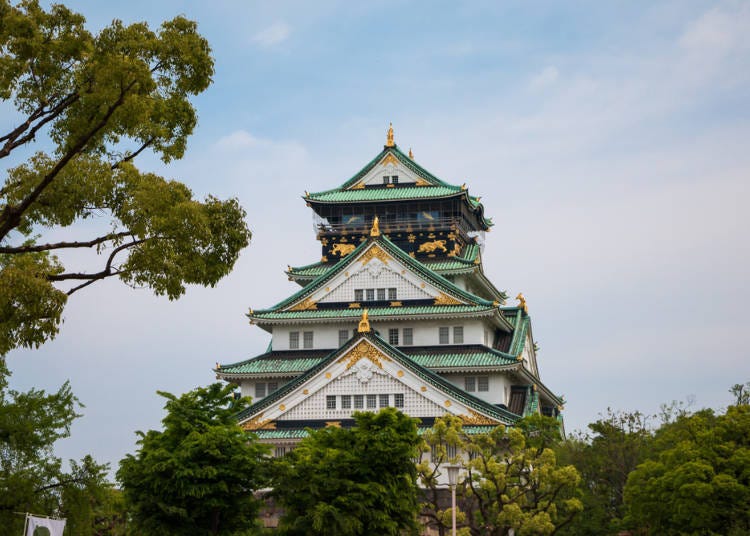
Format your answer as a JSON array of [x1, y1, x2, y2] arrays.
[[236, 333, 519, 430]]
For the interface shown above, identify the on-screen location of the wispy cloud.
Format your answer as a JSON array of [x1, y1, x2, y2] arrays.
[[252, 21, 291, 47], [529, 65, 559, 90]]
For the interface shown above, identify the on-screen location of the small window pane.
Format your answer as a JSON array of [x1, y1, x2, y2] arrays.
[[383, 176, 390, 184], [394, 393, 404, 408], [341, 395, 352, 409], [392, 175, 399, 184], [446, 444, 457, 458], [303, 331, 313, 349], [354, 395, 364, 409], [339, 329, 349, 346], [388, 288, 397, 300], [366, 289, 375, 301], [326, 395, 336, 409], [439, 327, 450, 345], [465, 377, 476, 392], [453, 326, 464, 344], [403, 328, 413, 345], [255, 383, 266, 398], [377, 288, 386, 301], [478, 377, 489, 392], [367, 394, 377, 408], [289, 332, 299, 349], [379, 394, 389, 407], [354, 289, 364, 301], [388, 328, 399, 345], [268, 382, 278, 394], [275, 446, 287, 458]]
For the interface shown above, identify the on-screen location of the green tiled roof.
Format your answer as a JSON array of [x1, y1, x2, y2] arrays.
[[221, 357, 325, 375], [250, 304, 497, 322], [255, 424, 503, 440], [409, 348, 517, 369]]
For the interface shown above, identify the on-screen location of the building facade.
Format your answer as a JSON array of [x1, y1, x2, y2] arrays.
[[215, 126, 563, 455]]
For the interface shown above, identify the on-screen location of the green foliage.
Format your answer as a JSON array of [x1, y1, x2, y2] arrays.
[[117, 383, 269, 535], [0, 361, 116, 535], [624, 405, 750, 535], [419, 415, 581, 536], [272, 408, 422, 536], [0, 0, 250, 355]]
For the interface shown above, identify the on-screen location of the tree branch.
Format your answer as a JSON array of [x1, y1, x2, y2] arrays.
[[0, 231, 130, 254], [111, 137, 155, 169]]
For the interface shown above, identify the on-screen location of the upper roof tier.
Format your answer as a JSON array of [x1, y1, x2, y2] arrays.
[[303, 142, 493, 231]]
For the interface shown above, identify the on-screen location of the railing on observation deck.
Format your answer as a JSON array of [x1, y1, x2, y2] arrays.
[[315, 216, 464, 236]]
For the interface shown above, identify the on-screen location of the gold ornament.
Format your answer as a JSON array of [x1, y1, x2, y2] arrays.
[[434, 293, 462, 306], [370, 216, 381, 237], [386, 122, 395, 147], [337, 339, 392, 369], [358, 309, 371, 333], [289, 297, 317, 311], [516, 292, 528, 313]]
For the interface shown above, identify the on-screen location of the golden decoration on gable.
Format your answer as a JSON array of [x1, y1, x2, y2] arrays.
[[444, 400, 452, 407], [279, 404, 286, 411], [331, 243, 356, 257], [434, 293, 463, 306], [359, 245, 390, 265], [325, 421, 342, 428], [516, 292, 528, 313], [381, 153, 399, 166], [415, 178, 429, 187], [349, 302, 361, 308], [357, 309, 371, 333], [418, 240, 447, 254], [420, 386, 427, 392], [390, 301, 403, 307], [325, 372, 332, 379], [352, 182, 365, 189], [242, 413, 277, 431], [289, 297, 317, 311], [337, 339, 392, 369], [407, 233, 416, 243], [303, 389, 309, 395], [460, 410, 499, 426], [397, 370, 404, 377]]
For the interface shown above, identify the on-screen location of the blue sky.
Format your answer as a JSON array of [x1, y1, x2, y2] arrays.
[[6, 0, 750, 473]]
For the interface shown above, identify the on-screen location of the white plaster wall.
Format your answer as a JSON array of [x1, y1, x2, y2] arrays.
[[359, 160, 419, 186], [440, 372, 511, 406]]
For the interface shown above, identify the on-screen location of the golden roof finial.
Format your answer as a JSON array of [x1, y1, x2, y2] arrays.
[[386, 122, 395, 147], [370, 215, 381, 237], [215, 362, 221, 370], [516, 292, 528, 313], [408, 147, 414, 159], [358, 309, 371, 333]]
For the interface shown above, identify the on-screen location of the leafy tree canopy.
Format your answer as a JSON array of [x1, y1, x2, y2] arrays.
[[117, 383, 269, 536], [0, 0, 250, 355], [272, 408, 422, 536]]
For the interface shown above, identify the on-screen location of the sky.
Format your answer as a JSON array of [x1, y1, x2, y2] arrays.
[[5, 0, 750, 475]]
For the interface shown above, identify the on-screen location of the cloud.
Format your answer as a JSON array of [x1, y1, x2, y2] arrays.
[[252, 21, 291, 47], [529, 66, 559, 90]]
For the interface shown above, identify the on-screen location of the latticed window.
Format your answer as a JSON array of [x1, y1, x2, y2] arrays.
[[268, 382, 278, 394], [439, 327, 450, 344], [354, 395, 364, 409], [339, 329, 349, 346], [465, 377, 476, 392], [289, 331, 299, 349], [453, 326, 464, 344], [366, 289, 375, 301], [379, 394, 389, 407], [382, 175, 390, 184], [446, 444, 457, 458], [341, 395, 352, 409], [354, 289, 364, 301], [275, 446, 287, 458], [394, 393, 404, 408], [388, 288, 397, 300], [391, 175, 399, 184], [377, 288, 386, 300], [388, 328, 399, 345], [255, 383, 266, 398], [303, 331, 313, 349], [478, 376, 489, 392], [367, 394, 377, 408], [326, 395, 336, 409], [403, 328, 413, 345]]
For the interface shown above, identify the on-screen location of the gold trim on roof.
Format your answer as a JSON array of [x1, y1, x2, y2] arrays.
[[415, 178, 429, 186], [381, 153, 398, 166], [460, 410, 499, 426], [337, 339, 392, 369], [386, 122, 394, 147], [434, 293, 463, 306], [331, 243, 356, 257], [242, 413, 275, 431], [326, 421, 341, 428], [289, 297, 317, 311], [358, 309, 371, 333], [359, 245, 390, 265], [516, 292, 528, 313]]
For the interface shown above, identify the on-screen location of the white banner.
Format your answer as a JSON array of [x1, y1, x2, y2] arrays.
[[25, 514, 66, 536]]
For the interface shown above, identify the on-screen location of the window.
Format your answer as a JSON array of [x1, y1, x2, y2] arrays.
[[366, 289, 375, 301], [326, 395, 337, 409], [391, 175, 399, 184], [367, 394, 377, 408], [339, 329, 349, 346], [394, 393, 404, 408], [255, 383, 266, 398], [388, 288, 397, 300], [354, 289, 364, 301], [354, 395, 364, 409], [377, 288, 386, 301], [341, 395, 352, 409], [465, 377, 476, 392], [289, 331, 299, 349], [446, 444, 457, 458], [439, 327, 450, 344], [303, 331, 313, 349], [453, 326, 464, 344], [268, 382, 278, 394], [275, 446, 287, 458], [388, 328, 399, 345], [478, 377, 489, 392], [403, 328, 413, 345], [379, 394, 389, 407], [382, 175, 390, 184]]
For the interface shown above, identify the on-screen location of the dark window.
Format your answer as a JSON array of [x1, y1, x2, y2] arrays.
[[478, 377, 489, 392], [391, 175, 399, 184], [453, 326, 464, 344], [366, 289, 375, 301], [326, 395, 336, 409], [289, 332, 299, 349], [465, 377, 476, 392], [394, 393, 404, 408], [403, 328, 413, 345], [255, 383, 266, 398], [439, 327, 450, 345], [379, 394, 389, 407], [303, 331, 313, 349], [377, 288, 386, 301], [341, 395, 352, 409], [339, 329, 349, 346], [268, 382, 278, 394], [354, 289, 364, 301], [388, 288, 397, 300], [354, 395, 364, 409], [388, 328, 399, 345], [383, 176, 390, 184], [367, 394, 377, 408]]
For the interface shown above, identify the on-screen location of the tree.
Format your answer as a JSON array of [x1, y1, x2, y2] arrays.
[[272, 408, 422, 536], [624, 405, 750, 535], [117, 383, 269, 536], [418, 415, 582, 536], [0, 362, 115, 536], [0, 1, 250, 355]]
